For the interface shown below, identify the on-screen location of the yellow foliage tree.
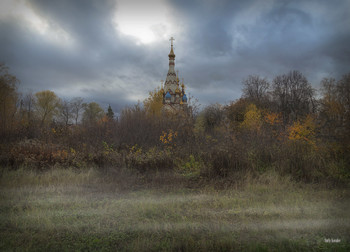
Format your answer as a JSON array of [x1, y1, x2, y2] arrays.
[[160, 129, 177, 150], [288, 115, 316, 145], [34, 90, 60, 126], [241, 104, 263, 132], [263, 111, 283, 140], [264, 112, 282, 126], [143, 86, 163, 116], [82, 102, 104, 124], [160, 129, 177, 145]]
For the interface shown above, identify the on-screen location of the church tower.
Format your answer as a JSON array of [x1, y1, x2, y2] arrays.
[[162, 37, 187, 109]]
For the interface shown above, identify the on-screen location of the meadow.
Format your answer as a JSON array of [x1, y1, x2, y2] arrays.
[[1, 68, 350, 250], [1, 167, 349, 251]]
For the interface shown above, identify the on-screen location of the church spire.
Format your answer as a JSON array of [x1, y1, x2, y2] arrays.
[[164, 37, 177, 95], [168, 37, 175, 59], [162, 37, 188, 109]]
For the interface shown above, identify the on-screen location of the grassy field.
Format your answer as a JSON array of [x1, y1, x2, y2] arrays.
[[0, 167, 349, 251]]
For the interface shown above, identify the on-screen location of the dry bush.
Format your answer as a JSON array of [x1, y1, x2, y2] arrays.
[[8, 139, 88, 170], [125, 146, 174, 173]]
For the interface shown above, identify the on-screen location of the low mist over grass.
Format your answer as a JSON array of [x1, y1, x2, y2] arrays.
[[1, 168, 349, 251]]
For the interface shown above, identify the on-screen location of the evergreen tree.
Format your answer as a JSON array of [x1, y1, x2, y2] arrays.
[[106, 104, 114, 120]]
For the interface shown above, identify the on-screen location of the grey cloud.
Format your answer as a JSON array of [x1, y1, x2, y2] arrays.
[[0, 0, 349, 111]]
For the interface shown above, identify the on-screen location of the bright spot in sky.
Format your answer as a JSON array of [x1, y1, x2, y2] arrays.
[[114, 0, 173, 44], [0, 0, 73, 47], [0, 0, 47, 33]]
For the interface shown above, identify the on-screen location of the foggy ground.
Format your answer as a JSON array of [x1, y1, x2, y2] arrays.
[[1, 168, 349, 251]]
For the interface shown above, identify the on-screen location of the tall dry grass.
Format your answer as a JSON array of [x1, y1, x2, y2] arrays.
[[1, 167, 349, 251]]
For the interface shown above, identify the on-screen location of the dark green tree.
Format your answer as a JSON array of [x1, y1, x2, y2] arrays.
[[106, 104, 114, 120]]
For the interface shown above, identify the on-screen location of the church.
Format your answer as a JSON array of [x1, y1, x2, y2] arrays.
[[161, 37, 188, 112]]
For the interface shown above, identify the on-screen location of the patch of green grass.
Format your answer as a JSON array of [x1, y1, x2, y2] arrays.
[[0, 167, 349, 251]]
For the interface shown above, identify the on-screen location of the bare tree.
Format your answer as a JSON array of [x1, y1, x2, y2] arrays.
[[71, 97, 84, 125], [337, 73, 350, 145], [20, 92, 35, 123], [0, 64, 19, 134], [337, 73, 350, 115], [320, 74, 350, 142], [242, 75, 270, 106], [58, 99, 73, 126], [202, 103, 224, 133], [272, 70, 314, 124]]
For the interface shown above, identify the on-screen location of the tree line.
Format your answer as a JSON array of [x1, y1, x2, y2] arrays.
[[0, 64, 117, 139], [1, 63, 349, 184]]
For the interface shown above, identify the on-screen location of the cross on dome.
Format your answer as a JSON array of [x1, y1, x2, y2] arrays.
[[169, 37, 175, 46]]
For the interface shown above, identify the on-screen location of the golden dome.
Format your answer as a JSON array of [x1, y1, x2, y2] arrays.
[[168, 47, 175, 58]]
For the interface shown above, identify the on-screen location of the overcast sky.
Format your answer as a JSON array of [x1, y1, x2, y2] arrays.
[[1, 0, 349, 112]]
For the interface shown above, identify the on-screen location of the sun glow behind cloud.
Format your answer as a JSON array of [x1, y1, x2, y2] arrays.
[[113, 0, 174, 44], [0, 0, 74, 47]]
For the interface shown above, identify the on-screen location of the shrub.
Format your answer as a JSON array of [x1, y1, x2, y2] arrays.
[[176, 155, 203, 179], [125, 145, 174, 173]]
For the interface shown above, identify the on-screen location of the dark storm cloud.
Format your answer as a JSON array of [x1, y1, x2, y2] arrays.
[[167, 0, 350, 104], [0, 0, 349, 111]]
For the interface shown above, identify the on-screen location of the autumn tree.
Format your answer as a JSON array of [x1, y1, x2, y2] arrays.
[[82, 102, 104, 125], [319, 78, 340, 138], [320, 73, 350, 144], [272, 70, 315, 125], [241, 104, 263, 133], [288, 115, 316, 146], [0, 64, 19, 136], [202, 103, 224, 133], [117, 103, 150, 147], [143, 86, 163, 116], [34, 90, 60, 127], [225, 98, 250, 129], [263, 111, 283, 139], [337, 73, 350, 136]]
